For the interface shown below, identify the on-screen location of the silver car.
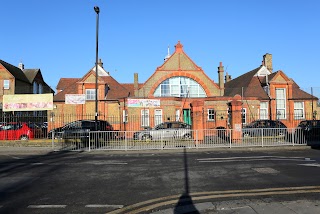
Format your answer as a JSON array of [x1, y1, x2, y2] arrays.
[[133, 122, 192, 140]]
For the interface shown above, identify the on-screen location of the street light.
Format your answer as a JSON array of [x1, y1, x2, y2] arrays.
[[94, 6, 100, 131]]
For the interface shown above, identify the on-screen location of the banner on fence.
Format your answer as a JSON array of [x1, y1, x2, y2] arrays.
[[3, 94, 53, 111], [127, 98, 160, 107], [65, 94, 86, 104]]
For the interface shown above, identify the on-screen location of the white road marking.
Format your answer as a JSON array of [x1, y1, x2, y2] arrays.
[[31, 163, 44, 165], [28, 205, 66, 208], [252, 167, 279, 174], [197, 156, 309, 161], [85, 204, 124, 208], [199, 158, 314, 163], [299, 163, 320, 167], [197, 156, 315, 163], [5, 155, 22, 159], [90, 162, 128, 165]]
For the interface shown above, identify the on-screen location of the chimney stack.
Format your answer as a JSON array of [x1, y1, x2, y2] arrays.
[[225, 72, 232, 83], [218, 62, 224, 96], [134, 73, 139, 97], [262, 53, 273, 72], [18, 62, 24, 70]]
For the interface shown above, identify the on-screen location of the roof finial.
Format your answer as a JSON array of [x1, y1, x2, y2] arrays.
[[164, 45, 171, 61], [175, 41, 183, 53]]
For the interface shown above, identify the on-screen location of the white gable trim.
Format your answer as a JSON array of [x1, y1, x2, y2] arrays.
[[92, 65, 110, 77], [254, 66, 272, 77]]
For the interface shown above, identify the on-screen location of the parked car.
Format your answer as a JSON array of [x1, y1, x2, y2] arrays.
[[294, 120, 320, 144], [0, 122, 34, 140], [47, 120, 114, 142], [27, 122, 45, 138], [133, 121, 192, 140], [243, 120, 287, 137]]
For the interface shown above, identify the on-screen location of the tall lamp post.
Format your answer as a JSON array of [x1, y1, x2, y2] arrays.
[[94, 6, 100, 131]]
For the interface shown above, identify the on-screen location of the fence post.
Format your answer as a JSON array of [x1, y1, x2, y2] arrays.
[[88, 132, 91, 152], [125, 132, 127, 151], [261, 129, 264, 147], [195, 130, 198, 149], [52, 129, 55, 151], [229, 129, 232, 148], [292, 128, 295, 146]]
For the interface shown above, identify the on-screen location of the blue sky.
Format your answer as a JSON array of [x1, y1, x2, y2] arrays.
[[1, 0, 320, 95]]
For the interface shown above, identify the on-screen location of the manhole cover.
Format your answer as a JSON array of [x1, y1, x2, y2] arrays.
[[252, 167, 279, 174]]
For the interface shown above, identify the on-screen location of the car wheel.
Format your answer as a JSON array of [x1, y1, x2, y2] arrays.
[[142, 135, 152, 141], [20, 135, 29, 141], [183, 133, 192, 139]]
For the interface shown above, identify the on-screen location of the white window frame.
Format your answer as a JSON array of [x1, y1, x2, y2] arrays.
[[241, 108, 247, 125], [276, 88, 286, 119], [141, 109, 150, 127], [207, 109, 215, 121], [260, 102, 268, 119], [85, 89, 96, 100], [122, 109, 128, 123], [154, 109, 163, 126], [153, 76, 206, 98], [3, 80, 9, 90], [175, 109, 180, 121], [294, 102, 305, 119]]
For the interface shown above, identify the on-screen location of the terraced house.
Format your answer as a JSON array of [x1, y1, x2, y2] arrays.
[[50, 41, 319, 141]]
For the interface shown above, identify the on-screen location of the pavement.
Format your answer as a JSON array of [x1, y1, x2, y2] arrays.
[[154, 199, 320, 214]]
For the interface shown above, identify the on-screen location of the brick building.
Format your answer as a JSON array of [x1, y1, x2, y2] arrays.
[[51, 41, 319, 138], [0, 60, 54, 116]]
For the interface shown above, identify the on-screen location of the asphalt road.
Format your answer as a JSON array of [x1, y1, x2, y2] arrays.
[[0, 146, 320, 214]]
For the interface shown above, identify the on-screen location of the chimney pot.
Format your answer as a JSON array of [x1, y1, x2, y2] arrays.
[[98, 59, 103, 68]]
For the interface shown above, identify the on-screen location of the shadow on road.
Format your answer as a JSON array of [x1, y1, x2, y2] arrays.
[[173, 147, 200, 214], [0, 150, 83, 214]]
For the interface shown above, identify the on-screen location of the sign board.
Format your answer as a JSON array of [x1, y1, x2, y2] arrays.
[[235, 124, 242, 131], [3, 94, 53, 111], [127, 99, 160, 108], [65, 94, 86, 104]]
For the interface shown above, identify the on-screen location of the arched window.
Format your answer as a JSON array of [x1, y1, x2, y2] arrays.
[[153, 77, 206, 97]]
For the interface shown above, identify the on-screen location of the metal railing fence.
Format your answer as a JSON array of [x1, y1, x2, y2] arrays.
[[50, 127, 318, 151]]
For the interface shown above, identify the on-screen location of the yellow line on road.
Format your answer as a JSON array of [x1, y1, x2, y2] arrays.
[[106, 186, 320, 214]]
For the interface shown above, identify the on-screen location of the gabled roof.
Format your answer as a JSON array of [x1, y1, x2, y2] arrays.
[[157, 41, 202, 71], [268, 70, 293, 83], [291, 80, 318, 100], [101, 76, 131, 99], [54, 81, 79, 101], [56, 78, 80, 92], [225, 65, 318, 101], [54, 65, 131, 101], [0, 59, 30, 83], [23, 68, 46, 83], [224, 66, 269, 98]]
